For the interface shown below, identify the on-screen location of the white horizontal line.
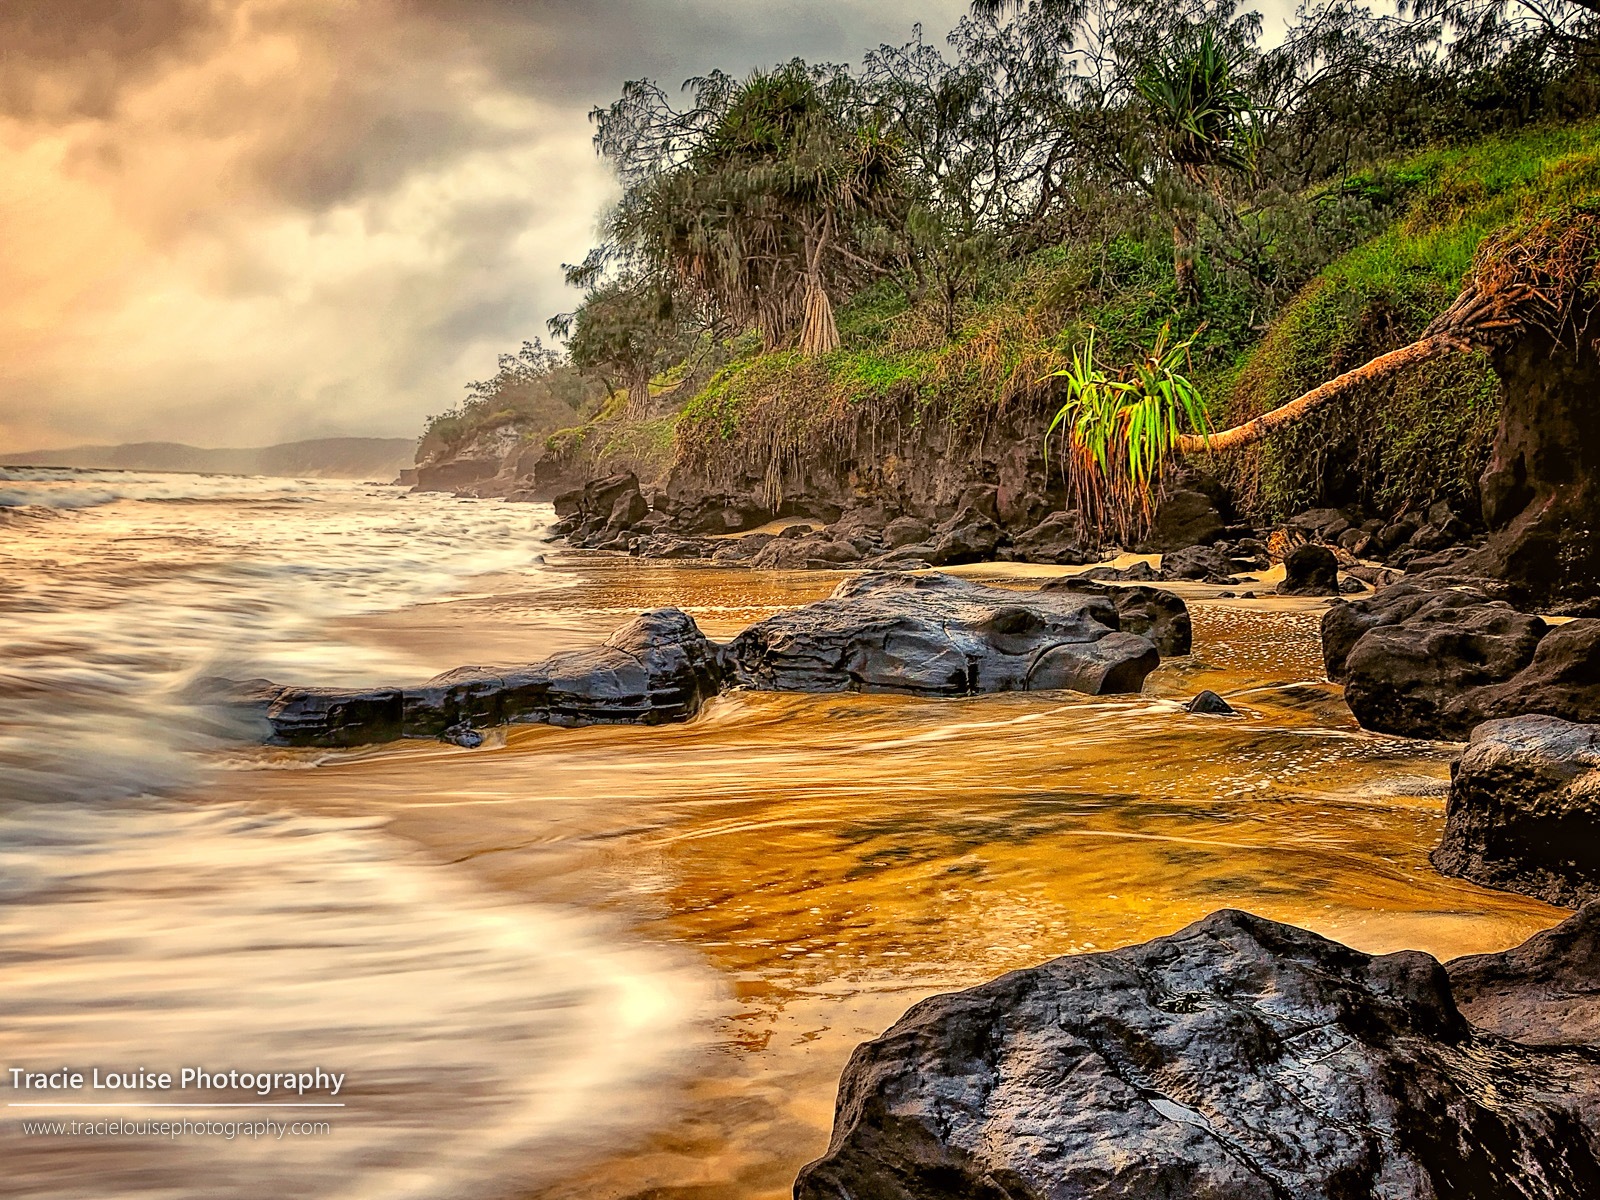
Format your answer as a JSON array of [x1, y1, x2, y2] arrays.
[[6, 1103, 345, 1109]]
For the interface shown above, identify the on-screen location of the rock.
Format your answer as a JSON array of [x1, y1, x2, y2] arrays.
[[1452, 330, 1600, 609], [1184, 689, 1236, 714], [630, 534, 712, 560], [1448, 900, 1600, 1046], [1339, 576, 1368, 594], [796, 907, 1600, 1200], [1433, 716, 1600, 907], [1278, 543, 1340, 596], [1139, 478, 1228, 551], [1287, 506, 1353, 541], [1039, 578, 1192, 656], [1323, 584, 1600, 739], [1160, 543, 1236, 583], [727, 572, 1160, 697], [225, 609, 724, 747], [1373, 516, 1422, 558], [883, 516, 933, 549], [1009, 510, 1097, 565], [439, 721, 483, 748], [928, 507, 1004, 565], [1069, 560, 1160, 584], [751, 536, 862, 570]]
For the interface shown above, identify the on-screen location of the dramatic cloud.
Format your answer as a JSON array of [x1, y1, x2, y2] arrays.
[[0, 0, 974, 451]]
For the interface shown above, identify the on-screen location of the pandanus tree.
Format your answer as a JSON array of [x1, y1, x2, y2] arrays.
[[1051, 206, 1600, 606], [1134, 25, 1258, 294], [589, 62, 904, 356]]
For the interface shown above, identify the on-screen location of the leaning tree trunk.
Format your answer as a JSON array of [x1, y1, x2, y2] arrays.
[[1173, 210, 1199, 299]]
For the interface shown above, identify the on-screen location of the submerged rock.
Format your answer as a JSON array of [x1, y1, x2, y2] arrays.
[[220, 609, 724, 747], [727, 572, 1161, 697], [1434, 715, 1600, 907], [1323, 583, 1600, 739], [796, 907, 1600, 1200], [1184, 689, 1236, 714]]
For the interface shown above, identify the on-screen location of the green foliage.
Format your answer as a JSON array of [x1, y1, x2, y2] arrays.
[[1044, 326, 1210, 539], [1221, 118, 1600, 518]]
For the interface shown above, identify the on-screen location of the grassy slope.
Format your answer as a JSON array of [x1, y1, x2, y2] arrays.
[[552, 120, 1600, 515]]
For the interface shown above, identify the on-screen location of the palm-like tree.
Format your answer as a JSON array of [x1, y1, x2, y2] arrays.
[[1135, 26, 1257, 294]]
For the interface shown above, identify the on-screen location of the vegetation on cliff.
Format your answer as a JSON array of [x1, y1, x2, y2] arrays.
[[425, 0, 1600, 526]]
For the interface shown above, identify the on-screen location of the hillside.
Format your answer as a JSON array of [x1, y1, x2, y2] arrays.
[[4, 438, 418, 480]]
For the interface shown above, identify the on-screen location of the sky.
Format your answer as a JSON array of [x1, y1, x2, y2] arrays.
[[0, 0, 1289, 452]]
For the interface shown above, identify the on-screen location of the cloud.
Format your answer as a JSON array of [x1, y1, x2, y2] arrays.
[[0, 0, 986, 451]]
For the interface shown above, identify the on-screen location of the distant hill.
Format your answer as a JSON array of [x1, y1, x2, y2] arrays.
[[3, 438, 418, 480]]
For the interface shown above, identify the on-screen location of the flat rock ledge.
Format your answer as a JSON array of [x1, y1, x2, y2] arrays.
[[726, 572, 1171, 696], [1434, 715, 1600, 907], [796, 905, 1600, 1200], [1323, 582, 1600, 740], [211, 608, 723, 746]]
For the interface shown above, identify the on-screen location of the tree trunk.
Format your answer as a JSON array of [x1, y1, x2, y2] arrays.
[[626, 369, 652, 417], [1173, 211, 1198, 298], [1177, 333, 1469, 455], [799, 275, 840, 357]]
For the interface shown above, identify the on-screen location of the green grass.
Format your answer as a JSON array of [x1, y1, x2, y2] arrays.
[[1219, 118, 1600, 518]]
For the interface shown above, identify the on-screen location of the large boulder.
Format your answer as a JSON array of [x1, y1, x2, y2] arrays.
[[727, 572, 1160, 696], [219, 609, 724, 746], [1138, 477, 1229, 551], [796, 906, 1600, 1200], [1323, 583, 1600, 739], [1277, 543, 1340, 596], [1039, 577, 1193, 656], [1008, 510, 1098, 566], [1433, 715, 1600, 907]]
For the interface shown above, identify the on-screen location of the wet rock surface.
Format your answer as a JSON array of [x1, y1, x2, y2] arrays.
[[1038, 577, 1193, 656], [1323, 583, 1600, 739], [215, 609, 724, 746], [1278, 543, 1340, 595], [1434, 716, 1600, 907], [796, 906, 1600, 1200], [727, 572, 1164, 697]]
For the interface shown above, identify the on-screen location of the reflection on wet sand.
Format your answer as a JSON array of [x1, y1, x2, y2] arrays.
[[234, 570, 1564, 1200]]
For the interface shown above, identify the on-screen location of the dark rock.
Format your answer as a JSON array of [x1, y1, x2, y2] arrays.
[[630, 534, 712, 560], [1433, 715, 1600, 907], [1139, 478, 1228, 551], [928, 508, 1004, 565], [883, 516, 933, 549], [1373, 516, 1422, 558], [1039, 579, 1192, 656], [1069, 560, 1159, 584], [1160, 543, 1236, 583], [1324, 584, 1600, 739], [1448, 900, 1600, 1046], [797, 907, 1600, 1200], [230, 609, 724, 747], [606, 489, 649, 531], [1453, 330, 1600, 610], [1339, 576, 1368, 594], [751, 536, 862, 570], [1278, 543, 1340, 596], [1288, 506, 1353, 541], [1184, 689, 1236, 714], [439, 722, 483, 749], [727, 572, 1160, 697], [1009, 510, 1097, 565]]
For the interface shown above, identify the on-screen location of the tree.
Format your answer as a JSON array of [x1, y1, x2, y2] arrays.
[[1134, 24, 1259, 293]]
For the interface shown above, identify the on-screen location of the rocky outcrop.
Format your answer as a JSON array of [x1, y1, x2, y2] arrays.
[[1433, 715, 1600, 907], [796, 906, 1600, 1200], [1452, 330, 1600, 612], [727, 572, 1164, 696], [214, 609, 723, 746], [1323, 583, 1600, 739]]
